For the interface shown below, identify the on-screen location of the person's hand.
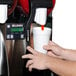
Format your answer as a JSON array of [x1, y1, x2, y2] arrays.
[[43, 41, 65, 59], [22, 46, 51, 72]]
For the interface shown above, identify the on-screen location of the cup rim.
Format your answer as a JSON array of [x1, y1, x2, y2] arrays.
[[33, 27, 51, 31]]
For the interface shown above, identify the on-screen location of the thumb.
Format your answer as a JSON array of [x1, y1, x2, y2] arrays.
[[47, 51, 57, 57], [48, 41, 57, 46], [47, 51, 62, 59], [43, 45, 56, 51]]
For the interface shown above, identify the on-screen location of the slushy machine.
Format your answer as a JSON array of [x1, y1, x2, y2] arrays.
[[0, 0, 56, 76]]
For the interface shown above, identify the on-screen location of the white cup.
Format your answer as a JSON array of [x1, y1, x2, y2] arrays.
[[33, 27, 51, 54]]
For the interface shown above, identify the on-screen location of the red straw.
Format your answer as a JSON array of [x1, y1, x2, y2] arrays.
[[41, 25, 44, 31]]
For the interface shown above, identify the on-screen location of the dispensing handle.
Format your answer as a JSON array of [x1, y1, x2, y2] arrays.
[[25, 2, 36, 47]]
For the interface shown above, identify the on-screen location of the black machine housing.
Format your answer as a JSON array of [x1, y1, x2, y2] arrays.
[[30, 0, 53, 8], [0, 0, 13, 4], [26, 0, 53, 29]]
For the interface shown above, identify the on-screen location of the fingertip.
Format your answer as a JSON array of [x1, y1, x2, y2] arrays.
[[43, 45, 48, 49], [29, 70, 32, 72], [22, 55, 25, 58], [49, 41, 56, 45], [43, 45, 47, 48], [27, 46, 31, 49], [29, 68, 32, 72], [49, 41, 52, 43], [26, 65, 28, 68]]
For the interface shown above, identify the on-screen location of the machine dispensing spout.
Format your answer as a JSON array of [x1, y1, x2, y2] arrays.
[[0, 5, 8, 24], [0, 0, 16, 76], [25, 0, 53, 46], [0, 0, 15, 24]]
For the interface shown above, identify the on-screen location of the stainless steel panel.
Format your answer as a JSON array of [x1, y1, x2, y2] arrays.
[[0, 30, 9, 76]]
